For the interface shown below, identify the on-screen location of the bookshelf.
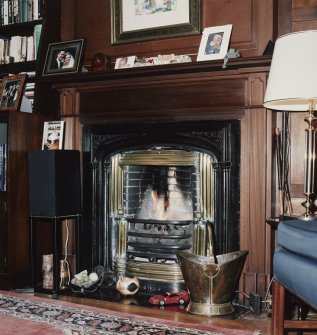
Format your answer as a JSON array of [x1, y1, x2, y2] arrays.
[[0, 0, 61, 115], [0, 0, 61, 289]]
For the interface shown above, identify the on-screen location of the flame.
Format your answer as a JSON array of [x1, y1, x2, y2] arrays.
[[151, 189, 158, 202], [164, 195, 169, 212]]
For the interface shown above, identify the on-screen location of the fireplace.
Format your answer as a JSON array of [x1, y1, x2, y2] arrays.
[[81, 120, 240, 293]]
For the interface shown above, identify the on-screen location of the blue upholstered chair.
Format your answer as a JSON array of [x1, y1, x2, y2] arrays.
[[272, 219, 317, 334]]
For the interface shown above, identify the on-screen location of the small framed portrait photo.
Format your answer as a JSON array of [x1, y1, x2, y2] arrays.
[[0, 74, 27, 111], [197, 25, 233, 62], [42, 120, 65, 150], [42, 39, 86, 76], [114, 56, 136, 69]]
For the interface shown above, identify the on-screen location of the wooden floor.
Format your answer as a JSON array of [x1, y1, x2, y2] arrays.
[[58, 295, 317, 334], [58, 294, 271, 334]]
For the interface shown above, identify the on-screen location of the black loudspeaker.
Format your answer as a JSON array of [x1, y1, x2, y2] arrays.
[[28, 150, 81, 217]]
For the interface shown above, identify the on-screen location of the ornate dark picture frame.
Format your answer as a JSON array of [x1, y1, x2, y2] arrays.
[[42, 39, 86, 76], [111, 0, 200, 44]]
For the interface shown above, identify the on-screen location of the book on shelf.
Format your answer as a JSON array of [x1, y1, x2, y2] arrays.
[[0, 143, 7, 192], [2, 0, 9, 25], [1, 0, 43, 25], [33, 24, 42, 59], [17, 71, 35, 112], [20, 95, 32, 113], [26, 35, 34, 61], [12, 0, 19, 23], [9, 35, 23, 62], [42, 121, 65, 150], [0, 24, 42, 64]]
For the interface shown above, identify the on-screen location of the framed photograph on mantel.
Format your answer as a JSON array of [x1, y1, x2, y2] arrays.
[[111, 0, 200, 44], [197, 25, 233, 62], [42, 39, 86, 76], [0, 74, 27, 111]]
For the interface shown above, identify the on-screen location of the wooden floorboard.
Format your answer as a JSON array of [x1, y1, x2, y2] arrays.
[[58, 295, 271, 334]]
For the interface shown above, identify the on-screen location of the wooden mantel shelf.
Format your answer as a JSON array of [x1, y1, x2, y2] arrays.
[[49, 55, 271, 126], [43, 55, 272, 88]]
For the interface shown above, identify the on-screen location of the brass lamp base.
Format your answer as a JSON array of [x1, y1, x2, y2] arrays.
[[302, 102, 317, 217], [188, 301, 234, 316], [302, 194, 317, 217]]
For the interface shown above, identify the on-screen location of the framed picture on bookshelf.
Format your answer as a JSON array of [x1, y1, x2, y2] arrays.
[[42, 121, 65, 150], [0, 74, 27, 111], [42, 39, 86, 76]]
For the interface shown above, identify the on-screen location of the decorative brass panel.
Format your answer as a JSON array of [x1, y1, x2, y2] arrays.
[[126, 261, 184, 282], [119, 150, 198, 166], [110, 155, 123, 215], [199, 153, 214, 220]]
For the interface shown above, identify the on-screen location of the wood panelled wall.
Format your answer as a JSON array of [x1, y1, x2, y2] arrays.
[[56, 0, 317, 300], [61, 1, 317, 67], [61, 0, 274, 69], [276, 0, 317, 215]]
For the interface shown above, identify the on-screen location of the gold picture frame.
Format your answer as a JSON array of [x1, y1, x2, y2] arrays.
[[111, 0, 200, 44], [0, 74, 27, 111]]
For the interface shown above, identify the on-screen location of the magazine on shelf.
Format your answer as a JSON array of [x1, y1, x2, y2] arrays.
[[42, 121, 65, 150]]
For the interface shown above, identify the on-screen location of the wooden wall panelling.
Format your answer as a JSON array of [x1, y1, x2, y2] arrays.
[[292, 0, 317, 31], [67, 0, 274, 70], [6, 112, 44, 287], [59, 88, 82, 151], [201, 0, 274, 57], [277, 0, 292, 36], [61, 0, 77, 41], [240, 73, 272, 298]]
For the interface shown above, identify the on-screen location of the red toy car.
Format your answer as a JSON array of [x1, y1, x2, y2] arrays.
[[149, 290, 190, 306]]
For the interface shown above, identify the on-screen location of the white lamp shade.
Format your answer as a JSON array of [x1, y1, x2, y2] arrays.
[[263, 30, 317, 111]]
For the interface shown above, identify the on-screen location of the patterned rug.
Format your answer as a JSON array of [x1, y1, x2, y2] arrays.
[[0, 291, 260, 335]]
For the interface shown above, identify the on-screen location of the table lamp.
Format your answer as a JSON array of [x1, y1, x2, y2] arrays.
[[263, 30, 317, 217]]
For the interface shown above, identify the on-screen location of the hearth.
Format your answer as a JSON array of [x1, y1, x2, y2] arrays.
[[81, 121, 240, 293]]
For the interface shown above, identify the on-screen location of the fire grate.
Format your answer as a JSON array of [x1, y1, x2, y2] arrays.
[[127, 218, 192, 263]]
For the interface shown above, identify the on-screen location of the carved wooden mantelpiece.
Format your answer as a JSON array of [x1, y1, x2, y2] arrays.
[[52, 56, 273, 298]]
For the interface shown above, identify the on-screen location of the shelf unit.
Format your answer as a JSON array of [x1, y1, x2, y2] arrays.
[[0, 1, 61, 116], [0, 0, 62, 289], [30, 214, 81, 297]]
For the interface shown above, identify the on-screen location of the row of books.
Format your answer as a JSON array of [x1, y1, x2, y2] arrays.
[[0, 23, 42, 63], [1, 0, 43, 25], [0, 143, 7, 192]]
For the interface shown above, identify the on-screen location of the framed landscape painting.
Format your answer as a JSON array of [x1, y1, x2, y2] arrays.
[[111, 0, 200, 44]]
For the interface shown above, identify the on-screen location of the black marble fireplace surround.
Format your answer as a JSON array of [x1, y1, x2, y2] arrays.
[[81, 120, 240, 293]]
